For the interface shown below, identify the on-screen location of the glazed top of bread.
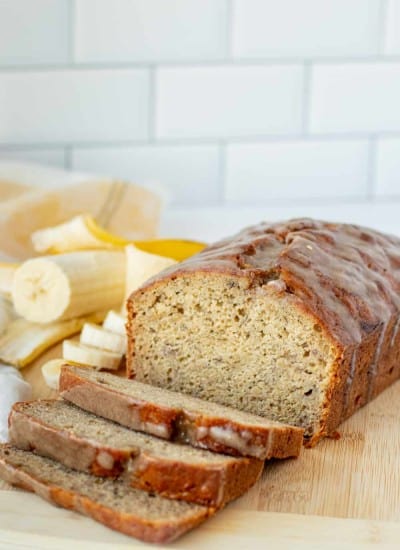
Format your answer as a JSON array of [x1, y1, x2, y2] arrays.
[[132, 218, 400, 347]]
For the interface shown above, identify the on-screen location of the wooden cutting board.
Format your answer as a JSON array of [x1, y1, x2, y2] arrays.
[[1, 347, 400, 548]]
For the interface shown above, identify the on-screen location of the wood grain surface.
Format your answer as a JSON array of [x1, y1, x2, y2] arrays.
[[1, 345, 400, 547]]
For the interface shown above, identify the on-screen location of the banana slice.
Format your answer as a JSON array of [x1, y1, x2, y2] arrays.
[[41, 359, 66, 390], [0, 262, 19, 296], [102, 310, 126, 335], [125, 244, 177, 300], [12, 250, 125, 324], [80, 322, 126, 354], [31, 214, 206, 261], [62, 340, 122, 370], [0, 312, 106, 369]]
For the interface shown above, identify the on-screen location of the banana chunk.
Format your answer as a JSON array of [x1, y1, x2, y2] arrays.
[[125, 244, 176, 300], [12, 251, 125, 324], [102, 310, 126, 336], [80, 322, 126, 354], [41, 359, 66, 390], [62, 340, 122, 371]]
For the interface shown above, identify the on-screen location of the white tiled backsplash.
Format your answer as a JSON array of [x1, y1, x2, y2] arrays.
[[0, 0, 399, 207]]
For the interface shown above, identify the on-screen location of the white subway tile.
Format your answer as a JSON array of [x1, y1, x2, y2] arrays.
[[225, 140, 369, 202], [72, 145, 220, 205], [0, 148, 65, 168], [375, 139, 400, 196], [385, 1, 400, 55], [233, 0, 380, 59], [0, 0, 69, 65], [156, 66, 303, 139], [0, 70, 149, 144], [310, 63, 400, 133], [75, 0, 227, 63]]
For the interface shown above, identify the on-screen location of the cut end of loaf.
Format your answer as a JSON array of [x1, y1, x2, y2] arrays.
[[127, 272, 339, 442]]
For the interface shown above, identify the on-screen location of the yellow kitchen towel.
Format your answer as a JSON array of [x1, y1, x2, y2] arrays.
[[0, 161, 162, 259]]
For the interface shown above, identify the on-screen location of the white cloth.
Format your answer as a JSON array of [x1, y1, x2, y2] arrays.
[[0, 364, 31, 442]]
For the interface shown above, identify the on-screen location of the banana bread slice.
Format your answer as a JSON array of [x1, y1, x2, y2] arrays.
[[126, 218, 400, 445], [9, 400, 263, 507], [60, 364, 303, 460], [0, 444, 212, 543]]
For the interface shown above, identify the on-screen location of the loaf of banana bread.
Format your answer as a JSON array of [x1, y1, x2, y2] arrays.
[[127, 218, 400, 445]]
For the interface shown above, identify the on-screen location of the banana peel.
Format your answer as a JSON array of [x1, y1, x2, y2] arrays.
[[0, 311, 106, 369], [32, 214, 206, 261]]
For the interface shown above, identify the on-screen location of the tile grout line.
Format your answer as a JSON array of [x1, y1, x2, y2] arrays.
[[218, 141, 227, 205], [3, 56, 400, 73], [379, 0, 389, 55], [68, 0, 76, 64], [301, 62, 312, 135], [366, 137, 378, 199], [1, 132, 400, 151], [148, 66, 156, 143], [225, 0, 234, 59], [64, 145, 72, 170]]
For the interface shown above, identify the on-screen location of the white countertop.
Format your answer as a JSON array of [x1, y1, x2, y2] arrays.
[[160, 200, 400, 242]]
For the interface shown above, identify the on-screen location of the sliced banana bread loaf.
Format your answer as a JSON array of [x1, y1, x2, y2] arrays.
[[0, 445, 212, 543], [126, 218, 400, 445], [60, 364, 303, 459], [9, 400, 263, 507]]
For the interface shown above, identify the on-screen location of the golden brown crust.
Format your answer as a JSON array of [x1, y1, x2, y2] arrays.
[[9, 404, 129, 477], [178, 414, 303, 460], [127, 218, 400, 444], [0, 444, 212, 543], [60, 366, 303, 460], [9, 401, 264, 507], [128, 452, 263, 507], [60, 367, 179, 440]]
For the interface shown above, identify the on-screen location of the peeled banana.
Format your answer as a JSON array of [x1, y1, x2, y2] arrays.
[[80, 322, 126, 354], [102, 310, 126, 335], [62, 339, 122, 370], [31, 214, 206, 261], [125, 244, 177, 300], [41, 358, 66, 390], [12, 250, 126, 324], [0, 312, 106, 369]]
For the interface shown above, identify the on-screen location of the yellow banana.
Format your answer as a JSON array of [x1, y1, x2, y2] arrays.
[[31, 214, 206, 261], [12, 250, 126, 324]]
